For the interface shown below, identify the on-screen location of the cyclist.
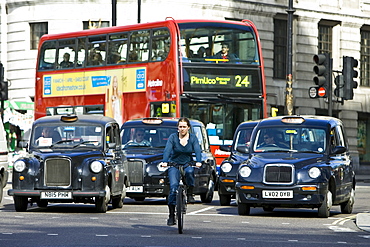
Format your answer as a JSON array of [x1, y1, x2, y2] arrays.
[[160, 117, 202, 226]]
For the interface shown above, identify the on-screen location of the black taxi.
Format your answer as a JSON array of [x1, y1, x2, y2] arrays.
[[121, 118, 217, 203], [218, 120, 259, 206], [8, 115, 129, 213], [235, 115, 355, 218]]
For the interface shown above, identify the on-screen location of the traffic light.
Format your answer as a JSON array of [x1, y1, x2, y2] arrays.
[[342, 56, 358, 100], [334, 75, 344, 98], [313, 53, 331, 97], [0, 63, 8, 101]]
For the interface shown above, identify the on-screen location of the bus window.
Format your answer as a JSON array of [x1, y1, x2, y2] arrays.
[[151, 28, 170, 61], [87, 35, 107, 66], [108, 33, 128, 64], [57, 39, 76, 69], [38, 41, 57, 70], [129, 30, 150, 63], [179, 26, 258, 64], [77, 38, 86, 67]]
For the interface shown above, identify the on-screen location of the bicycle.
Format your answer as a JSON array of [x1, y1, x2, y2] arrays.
[[163, 161, 198, 234]]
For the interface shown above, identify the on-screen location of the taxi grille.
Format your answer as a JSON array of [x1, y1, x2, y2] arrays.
[[44, 158, 71, 187], [128, 160, 144, 184], [264, 164, 294, 184]]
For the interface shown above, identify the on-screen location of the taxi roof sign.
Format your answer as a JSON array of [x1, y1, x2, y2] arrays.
[[142, 118, 163, 125], [61, 115, 78, 122], [281, 117, 305, 124]]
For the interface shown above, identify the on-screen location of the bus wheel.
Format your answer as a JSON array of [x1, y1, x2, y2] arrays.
[[14, 196, 28, 212]]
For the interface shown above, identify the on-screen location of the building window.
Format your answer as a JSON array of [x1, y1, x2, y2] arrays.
[[273, 18, 287, 79], [83, 20, 110, 30], [30, 22, 48, 50], [318, 24, 332, 54], [360, 28, 370, 87]]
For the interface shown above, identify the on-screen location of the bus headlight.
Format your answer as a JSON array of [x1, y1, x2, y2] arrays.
[[14, 160, 26, 172], [90, 161, 103, 173], [308, 167, 321, 179], [220, 162, 232, 173], [239, 166, 252, 178]]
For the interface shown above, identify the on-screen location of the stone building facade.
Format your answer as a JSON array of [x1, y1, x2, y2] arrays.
[[1, 0, 370, 170]]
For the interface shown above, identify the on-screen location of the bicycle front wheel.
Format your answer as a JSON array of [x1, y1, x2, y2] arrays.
[[176, 186, 185, 234]]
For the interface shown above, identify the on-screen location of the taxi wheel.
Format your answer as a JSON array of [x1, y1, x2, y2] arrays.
[[219, 194, 231, 206], [112, 194, 124, 208], [201, 178, 215, 203], [95, 196, 107, 213], [238, 203, 250, 215], [318, 190, 332, 218], [340, 188, 355, 214], [14, 196, 28, 212], [95, 185, 111, 213]]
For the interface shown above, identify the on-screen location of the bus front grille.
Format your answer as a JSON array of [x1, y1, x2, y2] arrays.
[[44, 158, 71, 187]]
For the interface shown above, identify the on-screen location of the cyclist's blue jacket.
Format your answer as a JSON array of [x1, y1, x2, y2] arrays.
[[162, 133, 202, 164]]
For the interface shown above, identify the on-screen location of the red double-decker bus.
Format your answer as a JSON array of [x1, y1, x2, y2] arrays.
[[35, 18, 267, 165]]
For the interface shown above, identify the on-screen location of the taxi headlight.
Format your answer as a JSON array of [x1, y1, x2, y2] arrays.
[[90, 161, 103, 173], [308, 167, 321, 179], [239, 166, 252, 178], [220, 162, 232, 173], [14, 160, 26, 172], [157, 163, 168, 172]]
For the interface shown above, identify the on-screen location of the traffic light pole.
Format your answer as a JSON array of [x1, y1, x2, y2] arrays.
[[328, 58, 333, 117]]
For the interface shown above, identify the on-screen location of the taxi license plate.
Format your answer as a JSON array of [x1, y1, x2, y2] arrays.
[[262, 190, 293, 199], [41, 191, 72, 199], [127, 186, 143, 193]]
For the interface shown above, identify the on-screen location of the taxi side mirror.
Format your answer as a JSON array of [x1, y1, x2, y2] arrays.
[[219, 145, 231, 152], [236, 146, 249, 154], [332, 146, 347, 154], [107, 142, 116, 151], [18, 140, 28, 149]]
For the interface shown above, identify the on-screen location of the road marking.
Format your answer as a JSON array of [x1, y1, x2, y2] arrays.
[[187, 206, 214, 215], [328, 226, 356, 232], [96, 235, 108, 237], [332, 215, 356, 225], [47, 234, 58, 236]]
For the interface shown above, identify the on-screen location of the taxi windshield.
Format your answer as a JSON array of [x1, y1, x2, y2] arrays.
[[32, 124, 103, 148], [252, 127, 326, 153], [121, 127, 177, 149]]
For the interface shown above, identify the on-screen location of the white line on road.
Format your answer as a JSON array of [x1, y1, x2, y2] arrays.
[[187, 206, 214, 215]]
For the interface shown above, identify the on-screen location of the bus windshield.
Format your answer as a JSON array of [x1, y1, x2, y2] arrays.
[[178, 22, 258, 64]]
